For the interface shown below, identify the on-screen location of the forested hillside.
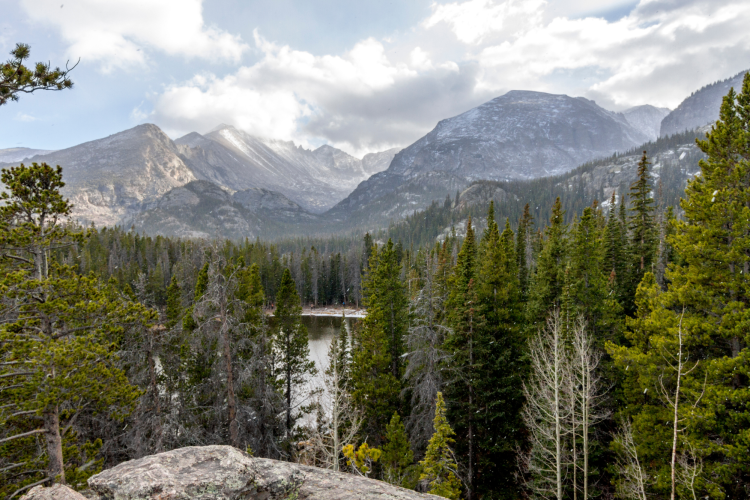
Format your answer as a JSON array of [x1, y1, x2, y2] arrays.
[[3, 61, 750, 500]]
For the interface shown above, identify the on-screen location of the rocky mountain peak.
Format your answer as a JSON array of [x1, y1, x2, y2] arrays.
[[386, 89, 650, 182]]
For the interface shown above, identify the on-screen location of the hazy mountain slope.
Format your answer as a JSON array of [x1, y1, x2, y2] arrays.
[[0, 147, 56, 163], [195, 125, 397, 212], [129, 180, 322, 240], [128, 180, 260, 240], [0, 124, 196, 227], [386, 129, 708, 248], [660, 70, 748, 137], [327, 171, 469, 230], [621, 105, 670, 141], [361, 147, 401, 176]]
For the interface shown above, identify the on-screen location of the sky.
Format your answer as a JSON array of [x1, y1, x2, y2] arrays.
[[1, 0, 749, 157]]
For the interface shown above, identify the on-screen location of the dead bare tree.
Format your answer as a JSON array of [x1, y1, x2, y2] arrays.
[[520, 310, 571, 500], [404, 253, 451, 451], [611, 418, 649, 500], [569, 315, 608, 500], [676, 441, 703, 500]]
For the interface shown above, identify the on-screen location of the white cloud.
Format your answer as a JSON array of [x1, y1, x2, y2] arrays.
[[15, 112, 36, 122], [150, 32, 476, 156], [20, 0, 248, 71], [147, 0, 750, 155], [423, 0, 546, 44], [472, 0, 750, 108]]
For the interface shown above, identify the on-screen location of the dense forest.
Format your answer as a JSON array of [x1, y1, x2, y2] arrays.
[[2, 67, 750, 500]]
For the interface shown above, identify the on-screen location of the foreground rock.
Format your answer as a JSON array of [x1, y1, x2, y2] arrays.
[[88, 445, 440, 500], [21, 484, 87, 500]]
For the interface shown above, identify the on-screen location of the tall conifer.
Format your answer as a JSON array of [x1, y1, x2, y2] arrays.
[[273, 269, 316, 440]]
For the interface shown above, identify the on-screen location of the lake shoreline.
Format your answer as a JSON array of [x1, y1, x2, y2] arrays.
[[266, 306, 367, 318]]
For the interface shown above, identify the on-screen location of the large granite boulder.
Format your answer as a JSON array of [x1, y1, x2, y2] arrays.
[[88, 445, 441, 500], [21, 484, 88, 500]]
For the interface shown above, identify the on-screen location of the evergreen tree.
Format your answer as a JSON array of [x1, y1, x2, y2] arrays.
[[351, 241, 405, 444], [625, 151, 657, 311], [570, 205, 621, 341], [273, 268, 316, 442], [474, 213, 526, 498], [1, 43, 74, 106], [420, 392, 462, 500], [382, 412, 414, 486], [608, 74, 750, 499], [526, 197, 568, 329], [603, 192, 626, 302], [516, 203, 534, 298], [444, 217, 479, 498], [165, 275, 181, 329], [0, 163, 149, 493]]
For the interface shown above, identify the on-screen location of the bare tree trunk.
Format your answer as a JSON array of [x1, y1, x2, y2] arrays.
[[223, 321, 238, 448], [44, 404, 65, 484], [521, 310, 570, 500], [669, 328, 684, 500], [612, 418, 648, 500], [570, 316, 605, 500], [147, 328, 163, 452]]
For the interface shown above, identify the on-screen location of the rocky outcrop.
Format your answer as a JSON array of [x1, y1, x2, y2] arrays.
[[87, 445, 440, 500], [21, 484, 87, 500]]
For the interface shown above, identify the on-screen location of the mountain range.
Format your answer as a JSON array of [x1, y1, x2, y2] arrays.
[[2, 67, 745, 240], [0, 125, 396, 227]]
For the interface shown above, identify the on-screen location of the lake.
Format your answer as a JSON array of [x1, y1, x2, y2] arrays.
[[302, 314, 360, 389]]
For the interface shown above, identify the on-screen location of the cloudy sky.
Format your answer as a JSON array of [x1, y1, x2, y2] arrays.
[[2, 0, 749, 156]]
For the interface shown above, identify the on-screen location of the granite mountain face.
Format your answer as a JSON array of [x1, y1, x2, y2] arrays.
[[0, 124, 198, 227], [660, 69, 749, 137], [384, 90, 651, 182]]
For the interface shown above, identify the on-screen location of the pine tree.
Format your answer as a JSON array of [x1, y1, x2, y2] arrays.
[[165, 275, 181, 329], [474, 213, 526, 498], [526, 197, 568, 329], [0, 163, 149, 492], [516, 203, 534, 298], [603, 192, 626, 302], [382, 412, 414, 486], [351, 240, 406, 444], [625, 151, 657, 311], [444, 217, 479, 498], [273, 268, 316, 442], [570, 205, 620, 341], [420, 392, 462, 500], [1, 43, 74, 106]]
